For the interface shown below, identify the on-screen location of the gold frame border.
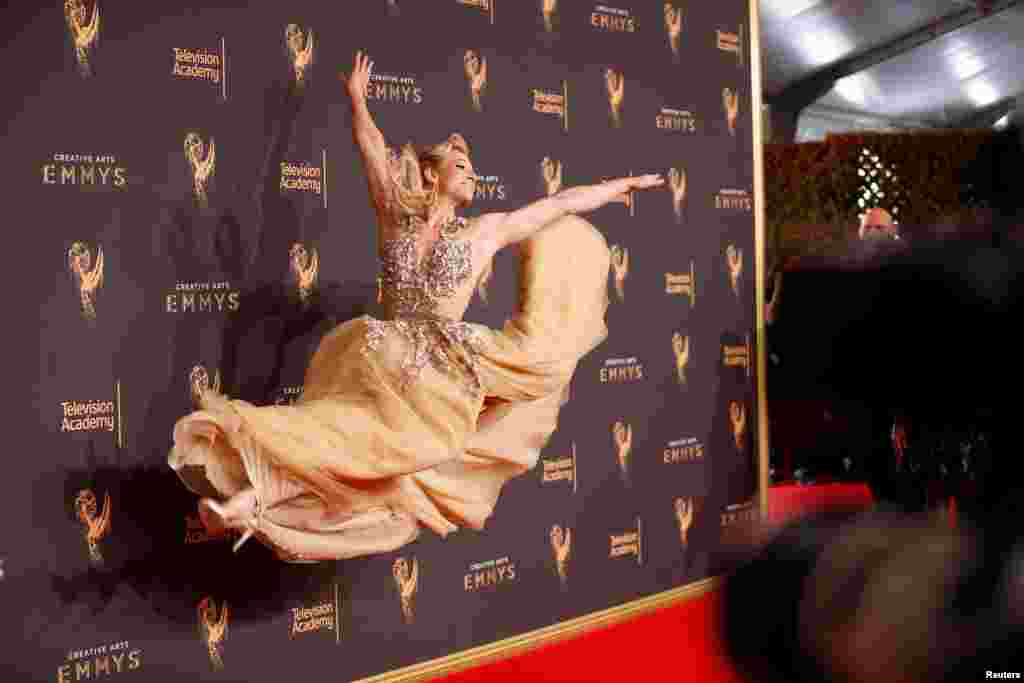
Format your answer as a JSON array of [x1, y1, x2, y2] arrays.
[[750, 0, 770, 520], [356, 2, 766, 679]]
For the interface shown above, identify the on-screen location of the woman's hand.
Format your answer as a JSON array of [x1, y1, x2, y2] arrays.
[[344, 51, 373, 103], [592, 174, 664, 211], [477, 173, 664, 252]]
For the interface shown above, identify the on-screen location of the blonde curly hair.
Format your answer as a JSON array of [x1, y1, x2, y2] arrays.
[[389, 133, 471, 218]]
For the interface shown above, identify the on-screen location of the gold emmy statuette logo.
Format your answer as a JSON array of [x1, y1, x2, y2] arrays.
[[289, 243, 319, 305], [604, 68, 625, 128], [75, 489, 111, 566], [67, 242, 104, 321], [285, 24, 314, 86], [612, 421, 633, 479], [729, 401, 747, 452], [672, 332, 690, 385], [664, 3, 682, 57], [197, 597, 229, 670], [726, 244, 743, 296], [542, 0, 558, 32], [476, 262, 494, 305], [393, 557, 419, 625], [189, 365, 221, 406], [464, 50, 488, 112], [609, 244, 629, 302], [183, 132, 216, 206], [669, 167, 686, 222], [64, 0, 100, 77], [541, 156, 562, 196], [550, 524, 572, 585], [674, 497, 694, 546], [723, 88, 739, 136]]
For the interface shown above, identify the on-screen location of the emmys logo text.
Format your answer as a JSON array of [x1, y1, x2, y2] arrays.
[[464, 556, 518, 592], [43, 154, 127, 188], [166, 281, 240, 314], [656, 107, 697, 133], [664, 436, 705, 464], [715, 188, 753, 211], [58, 642, 141, 683], [591, 5, 636, 32], [600, 357, 644, 383], [368, 72, 423, 104], [474, 174, 507, 201]]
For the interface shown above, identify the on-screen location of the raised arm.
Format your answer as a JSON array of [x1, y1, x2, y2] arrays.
[[343, 51, 393, 214], [479, 174, 663, 250]]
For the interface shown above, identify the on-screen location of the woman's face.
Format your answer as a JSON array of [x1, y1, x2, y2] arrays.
[[430, 150, 477, 207]]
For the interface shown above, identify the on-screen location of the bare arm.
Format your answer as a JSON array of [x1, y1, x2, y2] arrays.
[[343, 52, 392, 214], [479, 174, 663, 250]]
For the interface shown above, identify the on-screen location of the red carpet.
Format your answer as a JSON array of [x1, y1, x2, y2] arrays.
[[438, 483, 874, 682]]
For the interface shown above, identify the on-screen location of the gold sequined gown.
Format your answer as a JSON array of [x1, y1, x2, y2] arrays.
[[168, 214, 610, 561]]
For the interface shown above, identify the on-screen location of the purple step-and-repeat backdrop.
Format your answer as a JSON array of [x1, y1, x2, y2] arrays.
[[5, 1, 758, 681]]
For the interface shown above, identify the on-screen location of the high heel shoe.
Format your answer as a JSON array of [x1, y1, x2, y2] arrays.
[[198, 496, 259, 553]]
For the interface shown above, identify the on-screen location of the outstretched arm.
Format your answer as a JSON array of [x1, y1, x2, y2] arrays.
[[343, 52, 392, 214], [478, 174, 663, 250]]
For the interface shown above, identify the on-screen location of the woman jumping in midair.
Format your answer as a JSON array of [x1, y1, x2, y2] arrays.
[[169, 51, 664, 562]]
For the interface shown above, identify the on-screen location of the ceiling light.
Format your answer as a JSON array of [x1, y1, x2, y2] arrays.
[[950, 52, 985, 80], [966, 80, 999, 107], [763, 0, 822, 20]]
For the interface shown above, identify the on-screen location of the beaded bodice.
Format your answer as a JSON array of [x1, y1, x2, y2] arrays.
[[378, 215, 474, 319], [364, 214, 485, 399]]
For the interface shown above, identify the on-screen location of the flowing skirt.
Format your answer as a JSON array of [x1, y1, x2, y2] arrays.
[[168, 216, 611, 561]]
